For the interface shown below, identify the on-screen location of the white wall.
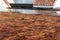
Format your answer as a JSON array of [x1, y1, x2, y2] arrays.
[[54, 0, 60, 8], [53, 0, 60, 15], [0, 0, 14, 7], [15, 0, 35, 4], [0, 0, 14, 12]]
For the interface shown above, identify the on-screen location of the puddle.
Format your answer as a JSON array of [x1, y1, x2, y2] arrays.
[[0, 7, 60, 16]]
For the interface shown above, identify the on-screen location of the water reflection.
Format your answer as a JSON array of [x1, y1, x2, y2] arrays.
[[15, 9, 38, 14], [0, 7, 37, 14], [0, 8, 59, 16]]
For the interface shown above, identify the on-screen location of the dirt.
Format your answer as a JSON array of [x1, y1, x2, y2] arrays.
[[0, 12, 60, 40]]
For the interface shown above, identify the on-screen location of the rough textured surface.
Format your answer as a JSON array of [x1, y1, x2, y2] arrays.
[[35, 0, 55, 6], [0, 12, 60, 40]]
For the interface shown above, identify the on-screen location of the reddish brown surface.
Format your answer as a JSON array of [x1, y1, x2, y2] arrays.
[[0, 12, 60, 40], [35, 0, 55, 6]]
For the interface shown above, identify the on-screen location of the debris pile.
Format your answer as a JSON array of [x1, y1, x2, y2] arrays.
[[0, 12, 60, 40]]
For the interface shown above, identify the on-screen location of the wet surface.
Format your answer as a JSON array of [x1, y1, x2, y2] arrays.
[[0, 8, 57, 16]]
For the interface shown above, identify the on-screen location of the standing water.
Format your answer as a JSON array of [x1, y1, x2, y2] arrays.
[[0, 0, 60, 15], [15, 0, 38, 14]]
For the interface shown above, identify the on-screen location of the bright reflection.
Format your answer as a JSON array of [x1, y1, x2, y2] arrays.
[[54, 0, 60, 15], [54, 0, 60, 8]]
